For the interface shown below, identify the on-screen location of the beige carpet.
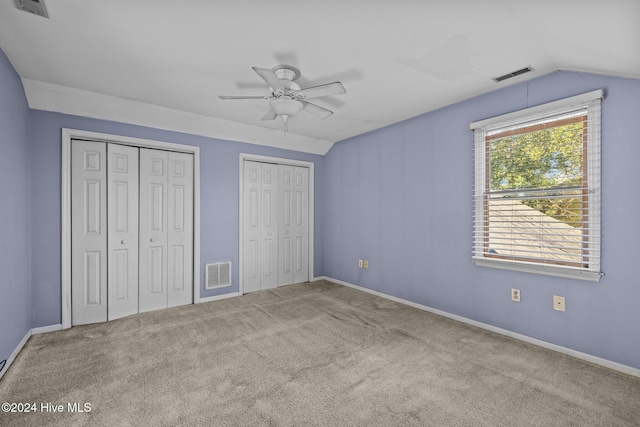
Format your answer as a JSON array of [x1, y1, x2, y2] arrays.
[[1, 280, 639, 426]]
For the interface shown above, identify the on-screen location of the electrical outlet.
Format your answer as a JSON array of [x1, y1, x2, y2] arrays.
[[553, 295, 566, 312], [511, 288, 521, 302], [358, 259, 363, 268], [363, 260, 369, 269]]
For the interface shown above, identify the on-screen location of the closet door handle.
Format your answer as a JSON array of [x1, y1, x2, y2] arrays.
[[150, 238, 157, 243], [121, 240, 128, 245]]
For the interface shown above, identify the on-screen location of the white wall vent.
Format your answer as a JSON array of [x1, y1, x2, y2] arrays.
[[15, 0, 49, 18], [205, 262, 232, 289]]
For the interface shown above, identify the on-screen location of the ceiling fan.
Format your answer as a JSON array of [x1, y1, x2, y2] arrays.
[[219, 65, 346, 134]]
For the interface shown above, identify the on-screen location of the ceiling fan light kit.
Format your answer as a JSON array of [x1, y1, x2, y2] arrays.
[[219, 65, 346, 135], [269, 98, 304, 133]]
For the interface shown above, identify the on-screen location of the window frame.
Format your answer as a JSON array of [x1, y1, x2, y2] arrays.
[[470, 90, 603, 281]]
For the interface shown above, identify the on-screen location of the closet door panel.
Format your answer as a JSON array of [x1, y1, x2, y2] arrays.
[[71, 140, 108, 325], [107, 144, 139, 320], [243, 161, 279, 293], [292, 166, 309, 284], [167, 152, 194, 307], [278, 165, 295, 286], [243, 161, 262, 293], [278, 165, 309, 286], [139, 149, 168, 313], [260, 163, 279, 290]]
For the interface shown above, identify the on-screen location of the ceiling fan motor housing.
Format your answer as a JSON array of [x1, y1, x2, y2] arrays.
[[272, 65, 301, 81]]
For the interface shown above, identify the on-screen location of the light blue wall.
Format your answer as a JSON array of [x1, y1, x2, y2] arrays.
[[0, 49, 31, 369], [3, 41, 639, 374], [29, 111, 325, 327], [323, 71, 640, 370]]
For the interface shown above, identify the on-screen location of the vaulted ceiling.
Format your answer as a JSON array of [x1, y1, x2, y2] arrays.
[[1, 0, 638, 154]]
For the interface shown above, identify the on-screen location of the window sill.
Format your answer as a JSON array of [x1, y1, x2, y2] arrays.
[[472, 257, 603, 282]]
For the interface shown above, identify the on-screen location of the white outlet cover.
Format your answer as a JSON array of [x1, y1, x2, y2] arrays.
[[553, 295, 566, 311]]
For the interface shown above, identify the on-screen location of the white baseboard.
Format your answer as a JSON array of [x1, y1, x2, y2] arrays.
[[197, 291, 242, 304], [316, 276, 640, 379], [32, 324, 63, 335], [1, 324, 64, 381], [0, 330, 31, 381]]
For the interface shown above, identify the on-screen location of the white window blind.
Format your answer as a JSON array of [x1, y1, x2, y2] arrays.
[[471, 90, 603, 281]]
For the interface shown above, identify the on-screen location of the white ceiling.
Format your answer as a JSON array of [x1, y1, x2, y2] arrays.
[[1, 0, 638, 154]]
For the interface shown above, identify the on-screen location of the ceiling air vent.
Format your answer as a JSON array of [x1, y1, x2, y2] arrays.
[[15, 0, 49, 18], [493, 66, 534, 83]]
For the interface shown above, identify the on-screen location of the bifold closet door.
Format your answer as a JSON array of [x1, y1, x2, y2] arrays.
[[72, 142, 140, 324], [71, 140, 108, 325], [243, 161, 279, 293], [166, 151, 194, 307], [278, 165, 309, 286], [243, 161, 309, 293], [72, 143, 194, 324], [107, 144, 139, 320], [139, 148, 194, 312]]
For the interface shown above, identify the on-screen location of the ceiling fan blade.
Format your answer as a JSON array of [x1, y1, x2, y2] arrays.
[[301, 100, 333, 119], [252, 67, 285, 91], [218, 95, 269, 100], [261, 109, 278, 121], [297, 82, 346, 99]]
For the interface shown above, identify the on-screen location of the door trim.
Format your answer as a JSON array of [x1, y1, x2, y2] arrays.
[[238, 153, 314, 294], [61, 128, 201, 329]]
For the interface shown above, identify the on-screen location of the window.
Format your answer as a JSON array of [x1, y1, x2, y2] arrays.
[[471, 90, 603, 281]]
